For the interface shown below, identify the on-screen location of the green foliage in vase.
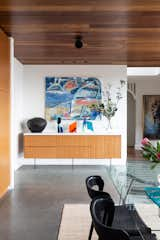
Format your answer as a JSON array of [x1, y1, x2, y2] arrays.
[[103, 98, 118, 120], [90, 98, 118, 120], [89, 80, 125, 121]]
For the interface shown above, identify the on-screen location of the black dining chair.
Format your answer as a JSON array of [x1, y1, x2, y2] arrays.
[[90, 197, 156, 240], [90, 197, 130, 240], [86, 175, 151, 239], [85, 175, 112, 240]]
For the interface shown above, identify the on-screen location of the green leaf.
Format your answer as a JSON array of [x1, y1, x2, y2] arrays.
[[157, 141, 160, 152], [143, 152, 151, 160], [151, 163, 158, 169]]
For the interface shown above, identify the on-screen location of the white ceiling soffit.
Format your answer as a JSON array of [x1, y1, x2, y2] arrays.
[[127, 67, 160, 76]]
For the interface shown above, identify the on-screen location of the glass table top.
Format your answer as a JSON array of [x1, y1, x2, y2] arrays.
[[108, 160, 160, 239], [109, 160, 160, 205]]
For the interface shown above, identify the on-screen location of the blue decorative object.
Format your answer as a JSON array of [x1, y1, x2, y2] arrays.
[[86, 121, 94, 131], [144, 187, 160, 207], [57, 117, 63, 133], [83, 118, 87, 129], [58, 126, 63, 133], [82, 118, 94, 132]]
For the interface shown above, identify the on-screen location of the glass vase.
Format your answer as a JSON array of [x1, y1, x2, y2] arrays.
[[106, 118, 112, 130]]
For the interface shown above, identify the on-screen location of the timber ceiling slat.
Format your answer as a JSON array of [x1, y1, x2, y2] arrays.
[[0, 0, 160, 65]]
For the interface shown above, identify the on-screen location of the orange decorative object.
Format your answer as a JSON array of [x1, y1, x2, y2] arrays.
[[69, 122, 77, 133]]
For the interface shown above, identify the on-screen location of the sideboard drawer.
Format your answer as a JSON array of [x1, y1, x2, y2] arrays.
[[24, 147, 56, 158], [24, 145, 91, 158], [24, 135, 57, 147]]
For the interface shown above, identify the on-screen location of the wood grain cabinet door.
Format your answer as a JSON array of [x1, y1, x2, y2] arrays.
[[0, 91, 10, 198], [104, 135, 121, 158], [0, 29, 11, 198], [0, 30, 10, 91]]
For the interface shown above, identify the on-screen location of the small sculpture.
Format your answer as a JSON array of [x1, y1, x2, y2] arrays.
[[69, 121, 77, 133], [27, 118, 47, 133], [57, 117, 63, 133]]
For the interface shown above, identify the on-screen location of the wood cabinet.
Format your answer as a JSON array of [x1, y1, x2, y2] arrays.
[[24, 135, 121, 159], [0, 30, 11, 198]]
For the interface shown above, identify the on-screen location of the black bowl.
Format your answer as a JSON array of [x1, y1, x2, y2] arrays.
[[27, 118, 47, 133]]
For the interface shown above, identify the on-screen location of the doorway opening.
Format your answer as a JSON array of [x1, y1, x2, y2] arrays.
[[127, 91, 138, 159], [127, 91, 136, 147]]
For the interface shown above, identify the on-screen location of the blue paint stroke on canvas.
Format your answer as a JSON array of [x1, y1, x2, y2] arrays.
[[45, 77, 102, 120]]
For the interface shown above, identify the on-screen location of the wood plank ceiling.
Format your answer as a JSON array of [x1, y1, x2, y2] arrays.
[[0, 0, 160, 66]]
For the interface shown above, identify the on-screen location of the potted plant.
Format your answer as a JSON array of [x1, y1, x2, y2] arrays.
[[141, 137, 160, 169]]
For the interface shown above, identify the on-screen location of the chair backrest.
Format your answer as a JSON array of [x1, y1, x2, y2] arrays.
[[86, 175, 111, 200], [90, 198, 130, 240]]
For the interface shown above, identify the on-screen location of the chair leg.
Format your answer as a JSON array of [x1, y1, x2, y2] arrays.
[[88, 222, 94, 240]]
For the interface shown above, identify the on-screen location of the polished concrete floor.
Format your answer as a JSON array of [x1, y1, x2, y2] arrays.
[[0, 166, 119, 240]]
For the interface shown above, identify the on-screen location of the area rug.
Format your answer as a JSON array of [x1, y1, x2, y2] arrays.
[[58, 203, 160, 240], [58, 204, 98, 240]]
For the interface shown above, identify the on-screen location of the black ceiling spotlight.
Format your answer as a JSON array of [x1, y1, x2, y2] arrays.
[[75, 35, 83, 49]]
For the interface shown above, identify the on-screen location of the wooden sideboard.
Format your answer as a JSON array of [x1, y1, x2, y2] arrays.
[[24, 134, 121, 159]]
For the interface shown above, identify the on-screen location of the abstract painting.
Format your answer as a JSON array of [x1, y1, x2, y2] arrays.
[[143, 95, 160, 139], [45, 77, 102, 120]]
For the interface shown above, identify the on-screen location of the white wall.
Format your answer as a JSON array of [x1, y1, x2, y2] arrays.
[[22, 65, 127, 165], [13, 58, 24, 170], [128, 76, 160, 149]]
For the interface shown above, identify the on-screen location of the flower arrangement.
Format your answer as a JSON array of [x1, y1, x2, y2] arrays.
[[89, 80, 125, 129], [141, 137, 160, 169], [89, 101, 118, 128]]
